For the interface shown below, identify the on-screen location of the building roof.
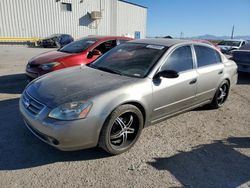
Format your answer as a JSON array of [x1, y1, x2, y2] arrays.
[[130, 38, 190, 47], [119, 0, 147, 9]]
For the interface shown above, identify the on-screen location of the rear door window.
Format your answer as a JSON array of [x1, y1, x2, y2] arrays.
[[195, 45, 221, 67]]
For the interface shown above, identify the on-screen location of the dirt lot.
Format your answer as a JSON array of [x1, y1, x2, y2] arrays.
[[0, 45, 250, 188]]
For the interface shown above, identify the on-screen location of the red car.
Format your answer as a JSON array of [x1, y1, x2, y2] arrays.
[[193, 40, 221, 51], [26, 36, 132, 80]]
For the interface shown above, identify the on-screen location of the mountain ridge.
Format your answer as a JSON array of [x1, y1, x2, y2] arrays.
[[184, 34, 250, 40]]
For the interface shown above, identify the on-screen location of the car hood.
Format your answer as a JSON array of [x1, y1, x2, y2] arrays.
[[26, 66, 138, 108], [29, 50, 73, 65]]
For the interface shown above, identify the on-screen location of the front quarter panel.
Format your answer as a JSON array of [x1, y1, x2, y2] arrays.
[[58, 53, 88, 68], [88, 78, 153, 139]]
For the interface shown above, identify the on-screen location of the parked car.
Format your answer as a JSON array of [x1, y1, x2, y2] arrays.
[[20, 39, 238, 155], [217, 39, 247, 54], [38, 34, 74, 48], [26, 36, 132, 80], [231, 42, 250, 73], [193, 40, 221, 51]]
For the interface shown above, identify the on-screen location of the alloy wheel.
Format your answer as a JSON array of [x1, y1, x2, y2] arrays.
[[217, 83, 229, 106], [110, 112, 139, 149]]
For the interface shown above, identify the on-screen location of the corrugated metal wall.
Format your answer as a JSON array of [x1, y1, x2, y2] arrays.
[[0, 0, 146, 39], [117, 1, 147, 38]]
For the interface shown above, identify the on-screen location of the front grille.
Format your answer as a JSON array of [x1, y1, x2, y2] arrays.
[[27, 62, 39, 68], [29, 64, 39, 68], [22, 91, 45, 115]]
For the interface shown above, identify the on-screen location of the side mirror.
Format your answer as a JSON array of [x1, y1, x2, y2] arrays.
[[87, 49, 102, 59], [154, 70, 179, 79]]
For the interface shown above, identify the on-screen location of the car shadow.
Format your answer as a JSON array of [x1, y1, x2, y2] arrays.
[[237, 72, 250, 85], [193, 105, 214, 111], [0, 73, 27, 94], [0, 98, 110, 170], [27, 45, 57, 49], [147, 137, 250, 188]]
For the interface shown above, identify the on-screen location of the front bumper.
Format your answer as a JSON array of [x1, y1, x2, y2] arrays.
[[26, 70, 39, 79], [19, 95, 103, 151], [25, 66, 49, 79]]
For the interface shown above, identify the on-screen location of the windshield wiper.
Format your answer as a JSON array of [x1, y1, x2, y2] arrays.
[[96, 66, 123, 75], [58, 49, 70, 53]]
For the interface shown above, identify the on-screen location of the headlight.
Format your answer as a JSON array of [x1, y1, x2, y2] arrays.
[[49, 101, 92, 120], [39, 62, 60, 71]]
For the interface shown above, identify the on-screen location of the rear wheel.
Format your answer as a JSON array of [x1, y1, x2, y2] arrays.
[[210, 80, 230, 109], [99, 104, 143, 155]]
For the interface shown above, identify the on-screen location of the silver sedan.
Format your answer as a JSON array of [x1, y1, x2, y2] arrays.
[[19, 39, 238, 155]]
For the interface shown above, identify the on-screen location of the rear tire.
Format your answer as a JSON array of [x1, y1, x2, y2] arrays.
[[99, 104, 143, 155], [210, 80, 230, 109]]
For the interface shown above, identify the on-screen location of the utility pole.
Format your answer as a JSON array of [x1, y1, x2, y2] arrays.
[[180, 32, 184, 39], [231, 25, 235, 39]]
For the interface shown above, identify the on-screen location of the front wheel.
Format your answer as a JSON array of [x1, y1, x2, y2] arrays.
[[210, 80, 230, 109], [99, 104, 144, 155]]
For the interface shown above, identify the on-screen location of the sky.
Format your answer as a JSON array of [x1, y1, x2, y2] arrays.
[[129, 0, 250, 38]]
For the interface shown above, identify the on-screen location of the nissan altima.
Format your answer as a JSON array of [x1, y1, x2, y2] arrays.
[[19, 39, 238, 155]]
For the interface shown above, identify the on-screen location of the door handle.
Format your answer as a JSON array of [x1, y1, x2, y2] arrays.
[[218, 70, 223, 74], [189, 78, 197, 85]]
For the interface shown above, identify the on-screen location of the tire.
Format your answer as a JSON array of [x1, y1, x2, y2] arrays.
[[99, 104, 144, 155], [210, 80, 230, 109]]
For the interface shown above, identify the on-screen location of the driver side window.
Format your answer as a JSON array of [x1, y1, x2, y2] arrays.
[[161, 46, 193, 72], [94, 40, 117, 54]]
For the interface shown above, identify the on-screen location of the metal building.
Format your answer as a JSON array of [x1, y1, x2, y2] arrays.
[[0, 0, 147, 40]]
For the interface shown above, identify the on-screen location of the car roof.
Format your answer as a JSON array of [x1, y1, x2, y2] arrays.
[[192, 39, 210, 43], [87, 35, 132, 40], [128, 38, 190, 47]]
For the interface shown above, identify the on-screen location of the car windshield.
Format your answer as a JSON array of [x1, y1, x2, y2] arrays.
[[218, 40, 241, 47], [89, 43, 167, 78], [59, 38, 97, 53]]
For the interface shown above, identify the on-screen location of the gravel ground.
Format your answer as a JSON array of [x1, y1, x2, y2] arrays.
[[0, 45, 250, 188]]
